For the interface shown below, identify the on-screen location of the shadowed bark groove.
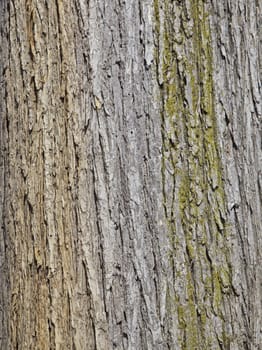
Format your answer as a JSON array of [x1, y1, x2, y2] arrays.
[[0, 0, 261, 349]]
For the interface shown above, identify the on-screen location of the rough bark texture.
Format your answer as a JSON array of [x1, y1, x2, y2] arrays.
[[0, 0, 261, 349]]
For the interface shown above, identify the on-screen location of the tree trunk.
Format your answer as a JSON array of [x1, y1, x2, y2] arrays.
[[0, 0, 260, 349]]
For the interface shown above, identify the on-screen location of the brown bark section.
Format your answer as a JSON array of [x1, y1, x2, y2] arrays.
[[1, 0, 104, 348]]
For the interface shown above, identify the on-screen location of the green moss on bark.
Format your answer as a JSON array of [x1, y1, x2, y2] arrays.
[[154, 0, 233, 348]]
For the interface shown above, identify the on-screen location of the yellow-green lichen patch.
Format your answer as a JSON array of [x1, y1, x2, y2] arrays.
[[154, 0, 233, 348]]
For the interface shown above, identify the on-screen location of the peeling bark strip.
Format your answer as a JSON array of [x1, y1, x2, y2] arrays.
[[0, 0, 261, 349]]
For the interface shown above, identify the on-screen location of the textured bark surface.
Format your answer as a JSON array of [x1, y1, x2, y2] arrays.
[[210, 2, 261, 348], [0, 0, 261, 349]]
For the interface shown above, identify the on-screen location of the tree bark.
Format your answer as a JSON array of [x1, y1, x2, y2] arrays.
[[0, 0, 261, 349]]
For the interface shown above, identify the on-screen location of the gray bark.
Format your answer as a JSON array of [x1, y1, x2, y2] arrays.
[[210, 1, 261, 347], [0, 0, 261, 349]]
